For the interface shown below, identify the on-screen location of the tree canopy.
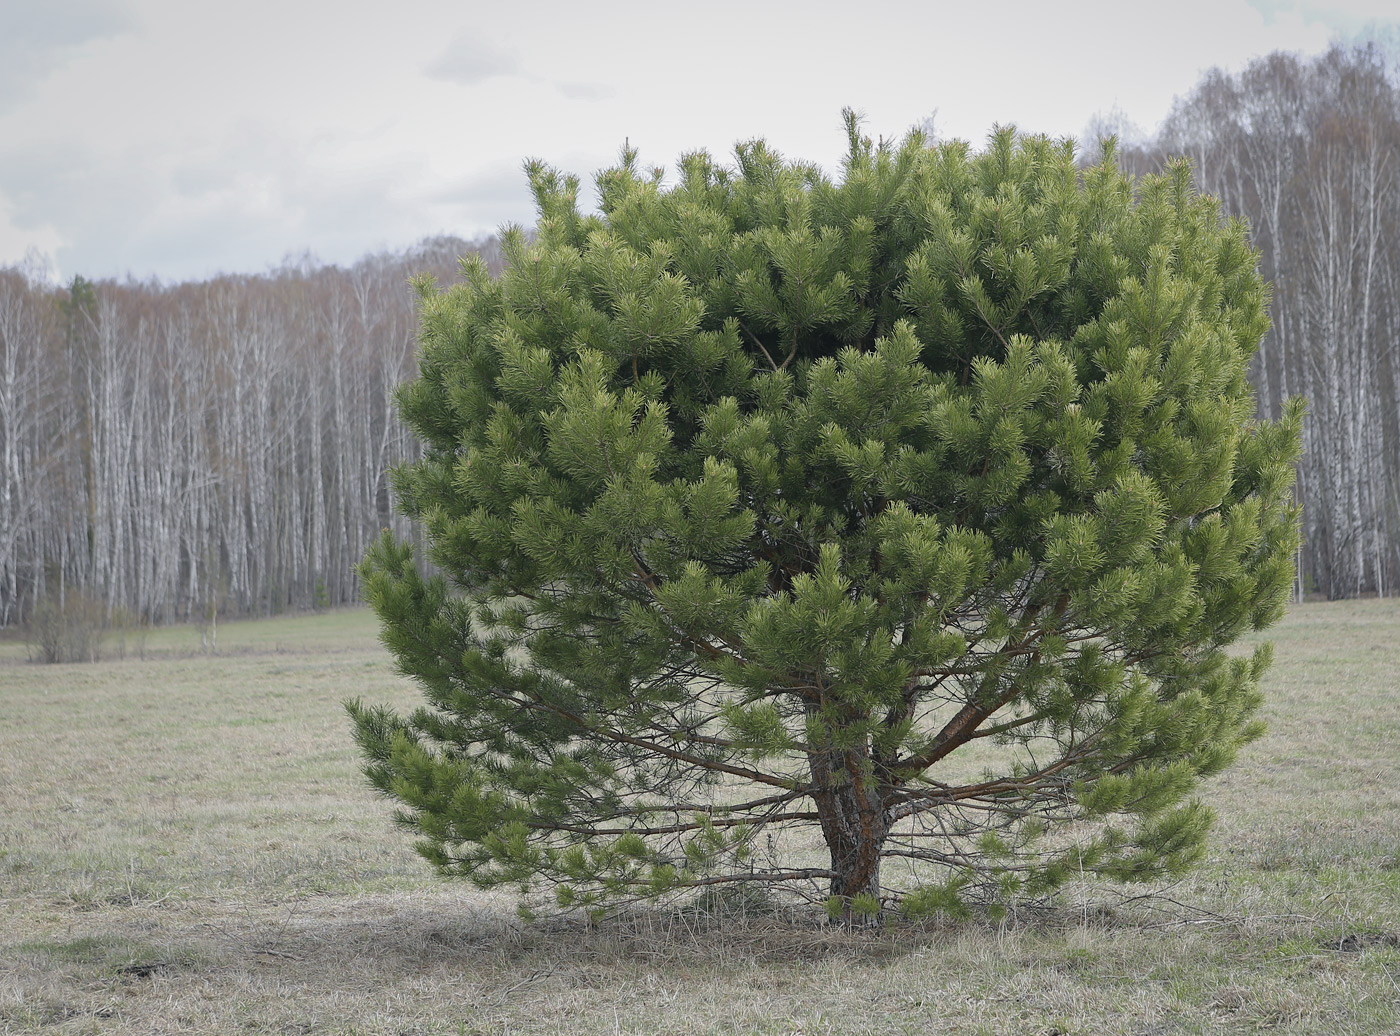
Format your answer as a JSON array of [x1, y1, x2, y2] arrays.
[[349, 116, 1301, 920]]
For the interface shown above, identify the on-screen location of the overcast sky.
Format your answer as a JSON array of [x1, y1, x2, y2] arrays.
[[1, 0, 1395, 284]]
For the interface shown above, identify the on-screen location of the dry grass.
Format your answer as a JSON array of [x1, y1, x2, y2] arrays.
[[2, 602, 1399, 1034]]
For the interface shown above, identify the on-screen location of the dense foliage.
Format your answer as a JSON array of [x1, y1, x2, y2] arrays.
[[351, 117, 1300, 918]]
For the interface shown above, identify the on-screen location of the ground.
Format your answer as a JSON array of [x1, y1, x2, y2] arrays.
[[1, 602, 1398, 1035]]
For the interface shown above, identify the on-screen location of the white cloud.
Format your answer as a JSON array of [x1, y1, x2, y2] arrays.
[[0, 203, 66, 279], [1248, 0, 1400, 35], [425, 31, 520, 86], [0, 0, 1394, 281], [0, 1, 134, 110], [556, 81, 614, 102]]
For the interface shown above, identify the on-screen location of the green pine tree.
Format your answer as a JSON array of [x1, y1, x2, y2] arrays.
[[348, 115, 1301, 920]]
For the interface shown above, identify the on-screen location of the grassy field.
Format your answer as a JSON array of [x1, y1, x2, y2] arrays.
[[1, 602, 1398, 1035]]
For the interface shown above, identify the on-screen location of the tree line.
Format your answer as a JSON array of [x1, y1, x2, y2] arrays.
[[1, 42, 1396, 629], [0, 237, 501, 628], [1115, 42, 1400, 598]]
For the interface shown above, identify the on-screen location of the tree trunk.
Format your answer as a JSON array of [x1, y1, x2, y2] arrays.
[[807, 739, 890, 910]]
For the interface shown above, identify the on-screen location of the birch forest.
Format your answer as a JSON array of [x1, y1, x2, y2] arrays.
[[0, 237, 502, 629], [1118, 43, 1400, 599], [1, 42, 1397, 632]]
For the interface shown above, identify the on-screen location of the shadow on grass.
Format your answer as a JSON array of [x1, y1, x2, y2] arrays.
[[180, 886, 1280, 975]]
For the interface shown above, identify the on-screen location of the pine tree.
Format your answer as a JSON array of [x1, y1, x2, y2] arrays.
[[348, 115, 1301, 921]]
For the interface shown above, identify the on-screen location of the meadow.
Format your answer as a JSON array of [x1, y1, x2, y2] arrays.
[[1, 601, 1398, 1035]]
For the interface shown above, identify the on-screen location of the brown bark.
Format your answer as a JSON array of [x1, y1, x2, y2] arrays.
[[807, 732, 891, 909]]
